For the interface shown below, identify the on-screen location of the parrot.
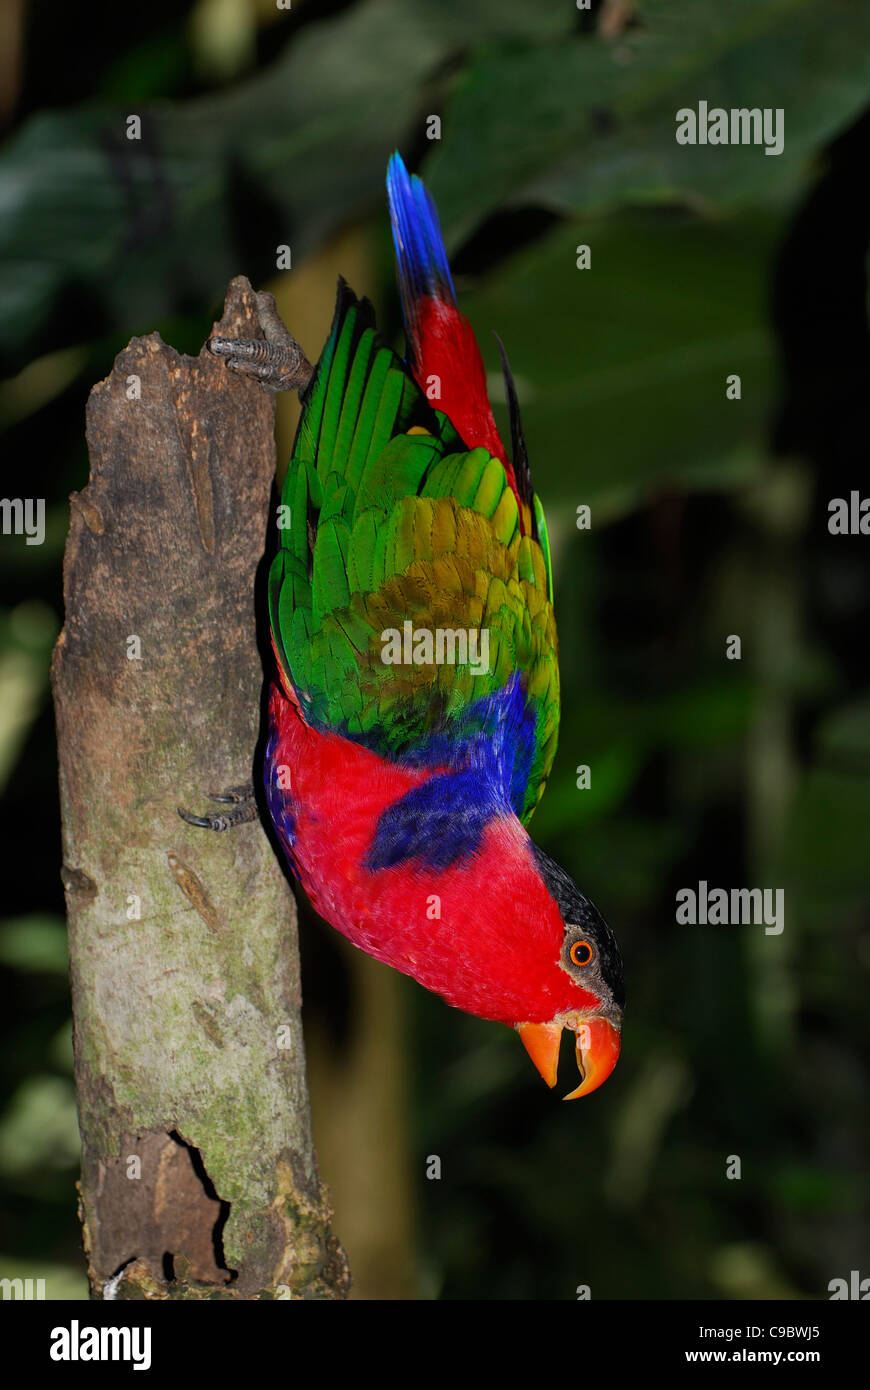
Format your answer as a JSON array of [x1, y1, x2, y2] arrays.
[[188, 153, 624, 1099]]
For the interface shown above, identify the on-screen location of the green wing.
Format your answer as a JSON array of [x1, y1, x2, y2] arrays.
[[269, 282, 559, 822]]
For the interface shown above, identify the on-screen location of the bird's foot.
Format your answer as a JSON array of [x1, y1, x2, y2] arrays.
[[208, 291, 314, 394], [178, 783, 258, 832]]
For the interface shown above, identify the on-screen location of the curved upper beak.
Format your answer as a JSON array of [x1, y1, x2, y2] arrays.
[[517, 1015, 621, 1099]]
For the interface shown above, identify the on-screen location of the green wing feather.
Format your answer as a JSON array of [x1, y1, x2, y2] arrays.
[[269, 281, 559, 822]]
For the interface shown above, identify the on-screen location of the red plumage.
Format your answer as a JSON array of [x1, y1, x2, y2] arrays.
[[268, 683, 592, 1025], [406, 297, 523, 500]]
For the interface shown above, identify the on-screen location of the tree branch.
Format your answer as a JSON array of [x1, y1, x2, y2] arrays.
[[50, 276, 349, 1300]]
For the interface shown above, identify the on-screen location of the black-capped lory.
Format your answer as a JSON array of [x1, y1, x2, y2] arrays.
[[190, 154, 624, 1098]]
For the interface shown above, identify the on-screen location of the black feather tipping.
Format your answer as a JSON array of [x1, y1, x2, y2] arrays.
[[493, 333, 536, 536], [531, 843, 625, 1010]]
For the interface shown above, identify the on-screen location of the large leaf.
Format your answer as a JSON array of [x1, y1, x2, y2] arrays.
[[461, 211, 778, 506], [427, 0, 870, 240], [0, 0, 574, 372]]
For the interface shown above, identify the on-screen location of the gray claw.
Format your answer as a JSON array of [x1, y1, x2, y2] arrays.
[[206, 784, 256, 804], [177, 791, 258, 832], [206, 294, 313, 394]]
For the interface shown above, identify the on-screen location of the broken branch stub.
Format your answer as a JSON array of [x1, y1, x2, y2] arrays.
[[51, 276, 349, 1300]]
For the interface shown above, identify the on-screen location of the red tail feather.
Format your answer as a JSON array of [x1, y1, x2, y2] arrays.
[[413, 296, 521, 500]]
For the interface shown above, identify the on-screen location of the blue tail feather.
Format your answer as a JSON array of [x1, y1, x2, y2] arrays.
[[386, 152, 456, 314]]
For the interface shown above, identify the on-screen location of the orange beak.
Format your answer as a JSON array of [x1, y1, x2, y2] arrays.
[[517, 1015, 621, 1099]]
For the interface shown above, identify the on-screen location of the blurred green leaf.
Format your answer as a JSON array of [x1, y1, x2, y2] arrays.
[[709, 1241, 799, 1299], [0, 0, 573, 370], [0, 917, 68, 975], [815, 695, 870, 770], [0, 604, 59, 792], [769, 1164, 864, 1214], [0, 1076, 80, 1177], [463, 212, 776, 505], [101, 26, 192, 101], [429, 0, 870, 237], [48, 1022, 75, 1075], [540, 744, 643, 829]]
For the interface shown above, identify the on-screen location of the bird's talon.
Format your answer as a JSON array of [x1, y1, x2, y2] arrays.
[[207, 305, 313, 394], [206, 783, 256, 803], [177, 792, 258, 831], [177, 806, 217, 829]]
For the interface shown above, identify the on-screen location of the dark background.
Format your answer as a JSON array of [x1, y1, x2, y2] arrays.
[[0, 0, 868, 1300]]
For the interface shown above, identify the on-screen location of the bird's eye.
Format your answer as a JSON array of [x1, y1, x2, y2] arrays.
[[570, 939, 594, 968]]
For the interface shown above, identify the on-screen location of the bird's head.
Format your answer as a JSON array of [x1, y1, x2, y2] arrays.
[[354, 812, 623, 1100], [512, 843, 624, 1100]]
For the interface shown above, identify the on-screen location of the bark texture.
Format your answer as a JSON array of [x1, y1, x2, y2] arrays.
[[51, 277, 349, 1300]]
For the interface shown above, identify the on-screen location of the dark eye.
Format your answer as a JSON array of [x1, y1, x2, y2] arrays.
[[570, 939, 594, 968]]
